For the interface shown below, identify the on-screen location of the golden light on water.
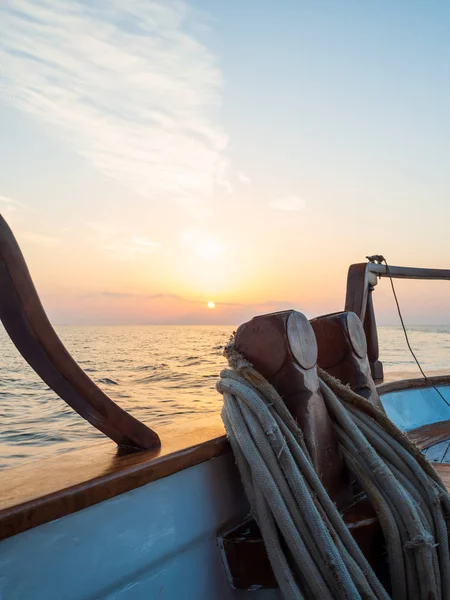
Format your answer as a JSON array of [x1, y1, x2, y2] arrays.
[[207, 301, 216, 309]]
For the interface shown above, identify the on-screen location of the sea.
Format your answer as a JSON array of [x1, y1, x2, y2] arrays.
[[1, 324, 450, 470]]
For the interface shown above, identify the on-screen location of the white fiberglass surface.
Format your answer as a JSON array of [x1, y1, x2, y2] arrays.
[[381, 386, 450, 431]]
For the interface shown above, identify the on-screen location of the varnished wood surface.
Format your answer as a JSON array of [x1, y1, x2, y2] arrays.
[[0, 215, 160, 450], [0, 415, 228, 542], [377, 374, 450, 395], [432, 462, 450, 491], [407, 420, 450, 451]]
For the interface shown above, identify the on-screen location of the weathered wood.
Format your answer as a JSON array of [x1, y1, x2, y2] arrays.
[[218, 519, 276, 590], [345, 263, 370, 322], [234, 310, 351, 508], [310, 311, 384, 410], [364, 287, 384, 382], [0, 215, 160, 451], [346, 261, 450, 383], [407, 419, 450, 450], [218, 496, 386, 591], [344, 263, 383, 381], [422, 440, 450, 463], [0, 415, 228, 541], [368, 264, 450, 280]]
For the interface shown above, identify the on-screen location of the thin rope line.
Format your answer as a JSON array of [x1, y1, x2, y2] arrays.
[[382, 257, 450, 410]]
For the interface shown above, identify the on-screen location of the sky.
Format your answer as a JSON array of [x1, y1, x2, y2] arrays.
[[1, 0, 450, 325]]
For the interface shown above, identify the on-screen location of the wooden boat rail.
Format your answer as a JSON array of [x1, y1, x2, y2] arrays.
[[0, 215, 160, 451], [0, 415, 228, 541], [345, 260, 450, 383], [0, 375, 448, 543]]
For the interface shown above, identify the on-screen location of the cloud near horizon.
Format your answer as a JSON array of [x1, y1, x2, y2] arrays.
[[1, 0, 229, 217], [87, 222, 161, 260], [86, 290, 305, 312]]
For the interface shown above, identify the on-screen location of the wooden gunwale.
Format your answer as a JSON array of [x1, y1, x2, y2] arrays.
[[1, 375, 450, 542], [0, 415, 228, 542], [377, 374, 450, 395]]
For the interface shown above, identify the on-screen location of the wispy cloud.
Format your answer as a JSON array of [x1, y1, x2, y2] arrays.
[[1, 0, 229, 216], [215, 157, 233, 196], [237, 171, 251, 185], [269, 194, 306, 211], [0, 195, 26, 213], [88, 222, 161, 260], [99, 292, 185, 300]]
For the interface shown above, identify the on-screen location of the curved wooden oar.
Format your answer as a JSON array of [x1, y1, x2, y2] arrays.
[[0, 215, 160, 450]]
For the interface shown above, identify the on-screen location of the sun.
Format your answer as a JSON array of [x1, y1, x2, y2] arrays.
[[207, 301, 215, 309]]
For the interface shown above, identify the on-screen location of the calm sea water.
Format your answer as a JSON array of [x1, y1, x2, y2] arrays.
[[1, 324, 449, 469]]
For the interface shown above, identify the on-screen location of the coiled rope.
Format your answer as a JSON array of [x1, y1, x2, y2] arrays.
[[217, 341, 450, 600]]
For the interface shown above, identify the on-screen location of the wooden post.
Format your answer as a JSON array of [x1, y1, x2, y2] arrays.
[[345, 263, 383, 382], [310, 311, 384, 410], [364, 286, 384, 383], [234, 310, 351, 508]]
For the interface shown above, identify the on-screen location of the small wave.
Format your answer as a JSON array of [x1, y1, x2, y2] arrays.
[[137, 363, 169, 372], [97, 377, 119, 385]]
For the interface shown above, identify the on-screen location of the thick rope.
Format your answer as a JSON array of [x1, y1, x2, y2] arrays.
[[217, 343, 450, 600]]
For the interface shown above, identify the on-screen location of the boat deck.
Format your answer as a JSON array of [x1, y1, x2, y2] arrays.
[[433, 463, 450, 487], [423, 440, 450, 463]]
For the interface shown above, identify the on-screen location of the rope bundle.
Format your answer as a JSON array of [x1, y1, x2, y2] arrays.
[[217, 344, 450, 600]]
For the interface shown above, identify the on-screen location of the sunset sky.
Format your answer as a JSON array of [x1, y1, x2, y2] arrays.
[[2, 1, 450, 325]]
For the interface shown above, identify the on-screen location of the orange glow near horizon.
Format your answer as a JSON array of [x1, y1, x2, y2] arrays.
[[13, 219, 450, 327], [3, 2, 450, 326]]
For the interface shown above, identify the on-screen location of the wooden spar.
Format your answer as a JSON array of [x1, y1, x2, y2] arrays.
[[234, 310, 352, 508], [0, 215, 160, 451], [368, 264, 450, 280], [310, 311, 384, 411], [345, 261, 450, 384]]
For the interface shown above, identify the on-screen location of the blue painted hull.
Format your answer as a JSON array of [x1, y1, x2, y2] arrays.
[[381, 385, 450, 432], [3, 384, 450, 599], [0, 454, 280, 600]]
